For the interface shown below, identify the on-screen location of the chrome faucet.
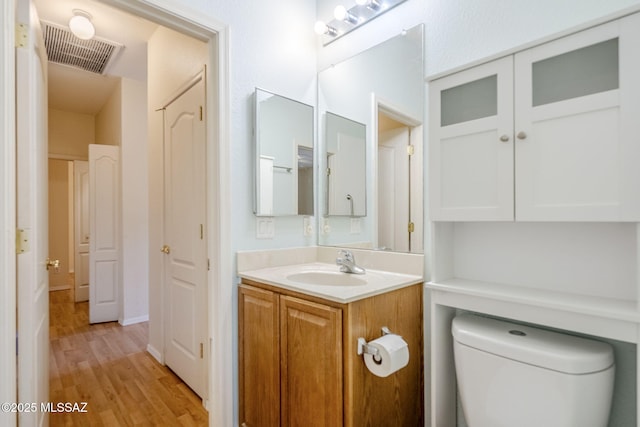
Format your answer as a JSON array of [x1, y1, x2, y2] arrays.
[[336, 249, 365, 274]]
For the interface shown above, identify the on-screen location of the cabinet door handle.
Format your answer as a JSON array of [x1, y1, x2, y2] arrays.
[[517, 131, 527, 140], [499, 134, 510, 142]]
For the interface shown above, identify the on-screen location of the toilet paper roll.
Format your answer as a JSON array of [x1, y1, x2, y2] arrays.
[[363, 334, 410, 377]]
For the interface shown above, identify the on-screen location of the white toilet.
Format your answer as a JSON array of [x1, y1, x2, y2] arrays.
[[452, 314, 615, 427]]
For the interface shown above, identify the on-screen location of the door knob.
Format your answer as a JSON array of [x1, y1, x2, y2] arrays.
[[499, 134, 510, 142], [516, 131, 527, 140], [46, 258, 60, 272], [161, 245, 171, 254]]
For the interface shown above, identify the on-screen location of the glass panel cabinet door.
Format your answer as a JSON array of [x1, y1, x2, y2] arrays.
[[429, 56, 514, 221], [515, 13, 640, 221]]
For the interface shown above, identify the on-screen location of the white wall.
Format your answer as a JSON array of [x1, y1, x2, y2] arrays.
[[120, 77, 149, 325], [48, 108, 95, 158], [215, 0, 317, 251]]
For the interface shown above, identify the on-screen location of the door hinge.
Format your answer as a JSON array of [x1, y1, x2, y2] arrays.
[[200, 224, 204, 240], [407, 145, 415, 156], [16, 23, 27, 48], [327, 168, 331, 176], [16, 228, 30, 254], [200, 342, 204, 359], [207, 259, 210, 271], [408, 222, 415, 233], [199, 106, 203, 121]]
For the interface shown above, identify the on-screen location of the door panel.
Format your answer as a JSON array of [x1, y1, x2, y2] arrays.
[[163, 76, 207, 398], [514, 15, 640, 220], [89, 144, 120, 323], [74, 160, 90, 302], [280, 296, 342, 427], [378, 127, 409, 251], [429, 56, 514, 221], [16, 1, 49, 425]]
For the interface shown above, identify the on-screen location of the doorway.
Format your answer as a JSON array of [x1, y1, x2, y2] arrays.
[[11, 0, 232, 425], [375, 100, 423, 253]]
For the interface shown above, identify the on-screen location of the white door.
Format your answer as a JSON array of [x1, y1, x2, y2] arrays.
[[429, 56, 514, 221], [74, 160, 90, 302], [16, 1, 49, 425], [89, 144, 121, 323], [378, 127, 409, 251], [163, 76, 207, 398]]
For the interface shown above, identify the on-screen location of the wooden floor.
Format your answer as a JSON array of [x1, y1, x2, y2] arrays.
[[49, 289, 208, 426]]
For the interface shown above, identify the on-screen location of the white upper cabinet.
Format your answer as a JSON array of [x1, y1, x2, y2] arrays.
[[429, 57, 514, 221], [429, 12, 640, 221]]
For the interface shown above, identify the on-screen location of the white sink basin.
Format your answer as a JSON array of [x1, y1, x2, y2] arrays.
[[286, 271, 367, 286]]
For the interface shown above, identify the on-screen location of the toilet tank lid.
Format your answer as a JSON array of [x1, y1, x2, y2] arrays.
[[452, 314, 614, 374]]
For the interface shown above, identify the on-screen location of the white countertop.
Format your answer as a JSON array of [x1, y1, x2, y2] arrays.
[[239, 262, 423, 303]]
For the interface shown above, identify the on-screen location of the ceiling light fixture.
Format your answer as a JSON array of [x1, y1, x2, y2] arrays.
[[68, 9, 95, 40]]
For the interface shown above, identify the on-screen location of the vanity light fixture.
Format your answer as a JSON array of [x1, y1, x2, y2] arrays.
[[334, 5, 359, 25], [355, 0, 382, 11], [69, 9, 95, 40], [314, 20, 338, 37], [316, 0, 407, 46]]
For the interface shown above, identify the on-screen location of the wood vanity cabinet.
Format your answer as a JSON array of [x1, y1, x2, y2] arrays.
[[238, 280, 423, 427]]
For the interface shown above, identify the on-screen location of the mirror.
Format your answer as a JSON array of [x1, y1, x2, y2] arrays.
[[325, 112, 366, 217], [254, 88, 314, 216], [317, 24, 424, 253]]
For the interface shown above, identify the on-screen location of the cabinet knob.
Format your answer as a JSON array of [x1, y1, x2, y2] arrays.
[[499, 134, 510, 142], [517, 131, 527, 140]]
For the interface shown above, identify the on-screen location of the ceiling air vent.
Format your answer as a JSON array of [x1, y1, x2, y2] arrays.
[[41, 21, 123, 75]]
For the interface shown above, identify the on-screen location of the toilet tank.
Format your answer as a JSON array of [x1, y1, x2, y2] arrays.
[[452, 314, 615, 427]]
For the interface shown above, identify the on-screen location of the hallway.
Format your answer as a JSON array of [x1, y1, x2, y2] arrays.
[[49, 289, 208, 426]]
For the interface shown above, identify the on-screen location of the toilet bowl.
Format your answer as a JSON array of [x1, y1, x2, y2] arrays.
[[452, 314, 615, 427]]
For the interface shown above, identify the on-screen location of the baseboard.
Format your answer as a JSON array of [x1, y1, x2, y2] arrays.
[[147, 344, 163, 364], [119, 314, 149, 326]]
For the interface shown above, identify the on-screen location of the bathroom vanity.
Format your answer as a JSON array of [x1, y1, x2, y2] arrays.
[[237, 253, 424, 427]]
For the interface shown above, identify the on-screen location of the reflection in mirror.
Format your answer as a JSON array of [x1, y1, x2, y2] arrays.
[[254, 88, 314, 216], [325, 112, 366, 217], [317, 24, 424, 253]]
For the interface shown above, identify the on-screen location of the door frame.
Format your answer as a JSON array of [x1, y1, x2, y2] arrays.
[[2, 1, 232, 426]]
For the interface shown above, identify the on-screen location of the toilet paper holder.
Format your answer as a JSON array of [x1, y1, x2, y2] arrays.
[[357, 326, 392, 360]]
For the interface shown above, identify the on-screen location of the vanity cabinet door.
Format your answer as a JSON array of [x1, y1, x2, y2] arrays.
[[239, 285, 280, 427], [429, 56, 515, 221], [514, 13, 640, 221], [280, 295, 343, 427]]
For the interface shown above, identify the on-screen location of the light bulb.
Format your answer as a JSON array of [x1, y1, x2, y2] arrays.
[[334, 5, 358, 24], [314, 20, 337, 36], [334, 5, 348, 20]]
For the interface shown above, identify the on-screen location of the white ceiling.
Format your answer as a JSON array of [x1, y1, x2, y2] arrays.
[[35, 0, 158, 115]]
